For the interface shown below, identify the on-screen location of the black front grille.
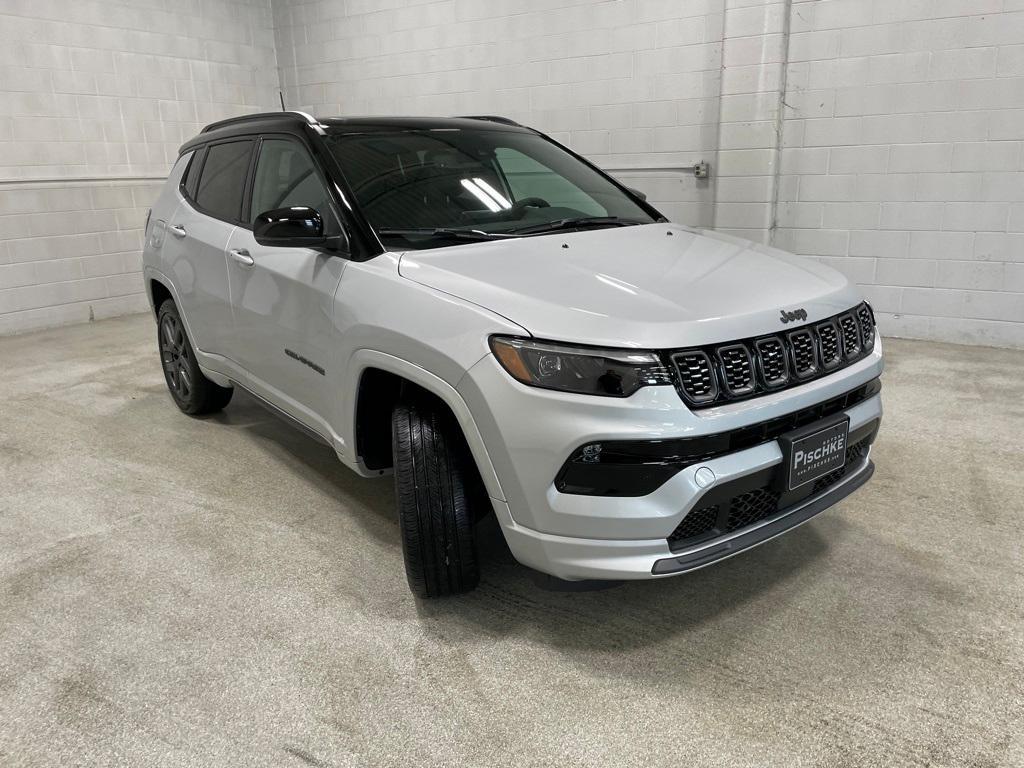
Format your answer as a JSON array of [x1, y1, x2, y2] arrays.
[[718, 344, 754, 395], [856, 304, 875, 351], [839, 313, 861, 358], [667, 434, 874, 550], [726, 487, 781, 531], [674, 351, 717, 403], [667, 505, 719, 545], [789, 329, 818, 378], [812, 439, 868, 493], [755, 337, 787, 386], [817, 322, 841, 369], [668, 302, 876, 408]]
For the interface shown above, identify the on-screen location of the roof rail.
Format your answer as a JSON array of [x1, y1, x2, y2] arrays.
[[201, 110, 319, 134], [458, 115, 522, 127]]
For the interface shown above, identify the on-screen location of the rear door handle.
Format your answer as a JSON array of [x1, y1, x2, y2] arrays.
[[169, 224, 187, 238], [229, 248, 254, 267]]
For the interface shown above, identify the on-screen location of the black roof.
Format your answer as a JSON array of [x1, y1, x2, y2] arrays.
[[179, 112, 532, 154]]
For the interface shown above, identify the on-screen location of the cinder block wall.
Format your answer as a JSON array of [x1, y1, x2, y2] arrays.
[[0, 0, 280, 335], [774, 0, 1024, 348]]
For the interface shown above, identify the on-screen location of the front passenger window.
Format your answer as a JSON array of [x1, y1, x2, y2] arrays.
[[251, 139, 331, 224]]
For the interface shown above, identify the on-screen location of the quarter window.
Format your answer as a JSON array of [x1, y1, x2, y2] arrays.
[[181, 149, 204, 200], [195, 140, 253, 222], [250, 138, 331, 224]]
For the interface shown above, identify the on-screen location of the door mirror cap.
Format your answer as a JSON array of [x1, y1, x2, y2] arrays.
[[625, 186, 647, 201], [253, 206, 326, 247]]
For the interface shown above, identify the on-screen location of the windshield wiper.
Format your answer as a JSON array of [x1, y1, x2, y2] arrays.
[[508, 216, 647, 235], [377, 227, 518, 242]]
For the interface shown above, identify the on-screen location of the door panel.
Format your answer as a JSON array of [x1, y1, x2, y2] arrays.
[[225, 227, 344, 430], [226, 137, 346, 430], [162, 141, 253, 357], [164, 200, 235, 354]]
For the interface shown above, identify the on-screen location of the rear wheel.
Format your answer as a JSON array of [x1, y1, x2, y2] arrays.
[[157, 299, 233, 415], [392, 393, 482, 598]]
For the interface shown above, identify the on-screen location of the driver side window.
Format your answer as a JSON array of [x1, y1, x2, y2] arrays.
[[251, 138, 331, 225], [494, 147, 606, 216]]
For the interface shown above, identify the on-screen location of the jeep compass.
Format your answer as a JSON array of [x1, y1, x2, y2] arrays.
[[142, 112, 883, 597]]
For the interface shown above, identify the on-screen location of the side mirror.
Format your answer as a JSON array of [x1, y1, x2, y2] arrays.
[[253, 206, 326, 247], [626, 186, 647, 201]]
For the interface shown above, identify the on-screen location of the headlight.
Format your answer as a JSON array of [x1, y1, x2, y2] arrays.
[[489, 336, 672, 397]]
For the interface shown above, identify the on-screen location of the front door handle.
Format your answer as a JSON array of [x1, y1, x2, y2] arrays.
[[229, 248, 254, 267], [169, 224, 187, 238]]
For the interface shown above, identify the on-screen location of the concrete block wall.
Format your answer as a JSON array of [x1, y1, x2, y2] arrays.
[[271, 0, 727, 227], [0, 0, 280, 335], [774, 0, 1024, 348]]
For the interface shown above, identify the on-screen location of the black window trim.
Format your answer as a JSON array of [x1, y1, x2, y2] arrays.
[[183, 136, 257, 228]]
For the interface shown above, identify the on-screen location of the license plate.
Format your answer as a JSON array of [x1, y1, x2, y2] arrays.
[[780, 416, 850, 491]]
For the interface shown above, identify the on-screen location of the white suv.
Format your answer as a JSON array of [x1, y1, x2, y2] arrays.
[[143, 112, 883, 597]]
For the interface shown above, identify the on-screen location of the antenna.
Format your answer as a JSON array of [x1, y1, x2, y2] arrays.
[[279, 91, 286, 111]]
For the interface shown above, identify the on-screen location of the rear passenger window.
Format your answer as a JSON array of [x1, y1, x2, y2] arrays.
[[195, 140, 253, 222]]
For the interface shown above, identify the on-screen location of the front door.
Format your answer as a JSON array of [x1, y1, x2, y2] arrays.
[[225, 136, 346, 434]]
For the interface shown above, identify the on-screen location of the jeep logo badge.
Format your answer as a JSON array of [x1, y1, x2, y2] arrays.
[[779, 308, 808, 324]]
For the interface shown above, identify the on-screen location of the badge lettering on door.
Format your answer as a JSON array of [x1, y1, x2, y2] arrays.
[[285, 348, 326, 375]]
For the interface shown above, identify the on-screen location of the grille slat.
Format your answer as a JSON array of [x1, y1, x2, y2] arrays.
[[754, 337, 788, 387], [670, 302, 876, 408], [839, 313, 861, 359], [718, 344, 755, 396], [789, 329, 818, 379], [817, 321, 842, 369], [856, 305, 875, 351], [672, 351, 717, 404]]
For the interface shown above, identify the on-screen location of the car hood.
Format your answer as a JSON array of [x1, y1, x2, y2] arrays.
[[397, 223, 863, 349]]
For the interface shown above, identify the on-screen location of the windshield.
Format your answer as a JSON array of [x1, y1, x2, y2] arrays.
[[323, 127, 657, 249]]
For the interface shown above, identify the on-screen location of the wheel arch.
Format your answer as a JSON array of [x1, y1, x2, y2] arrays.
[[345, 349, 505, 503], [144, 267, 234, 389], [147, 275, 173, 319]]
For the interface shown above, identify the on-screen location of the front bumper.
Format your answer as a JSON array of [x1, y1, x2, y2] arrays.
[[459, 339, 883, 581], [494, 457, 875, 580]]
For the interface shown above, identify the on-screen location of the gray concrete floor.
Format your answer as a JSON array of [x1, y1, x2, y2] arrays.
[[1, 314, 1022, 768]]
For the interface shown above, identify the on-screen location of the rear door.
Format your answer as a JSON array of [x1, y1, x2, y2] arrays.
[[224, 135, 346, 432], [164, 140, 254, 355]]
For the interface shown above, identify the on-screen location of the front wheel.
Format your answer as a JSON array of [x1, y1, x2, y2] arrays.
[[156, 299, 233, 416], [392, 393, 482, 598]]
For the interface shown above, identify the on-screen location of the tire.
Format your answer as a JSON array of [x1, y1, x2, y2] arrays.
[[156, 299, 233, 416], [392, 393, 482, 598]]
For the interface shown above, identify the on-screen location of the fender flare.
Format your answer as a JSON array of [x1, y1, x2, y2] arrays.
[[343, 349, 506, 502]]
